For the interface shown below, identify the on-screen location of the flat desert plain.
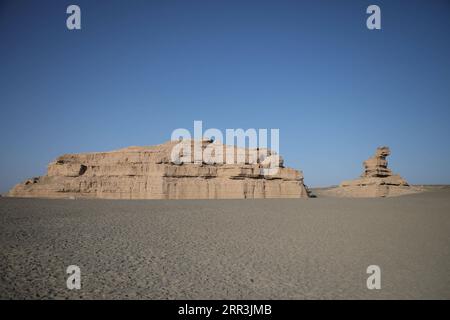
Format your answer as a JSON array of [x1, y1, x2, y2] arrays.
[[1, 186, 449, 299]]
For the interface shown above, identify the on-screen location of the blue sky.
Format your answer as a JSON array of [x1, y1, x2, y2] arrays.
[[1, 0, 449, 192]]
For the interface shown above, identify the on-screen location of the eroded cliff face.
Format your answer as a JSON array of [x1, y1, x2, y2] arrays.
[[327, 146, 419, 197], [8, 140, 309, 199]]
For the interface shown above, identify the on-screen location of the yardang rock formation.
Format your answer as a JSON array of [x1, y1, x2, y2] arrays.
[[327, 146, 418, 197], [8, 140, 309, 199]]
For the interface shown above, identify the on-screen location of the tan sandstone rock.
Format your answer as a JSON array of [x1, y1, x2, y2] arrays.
[[8, 140, 309, 199], [326, 146, 420, 197]]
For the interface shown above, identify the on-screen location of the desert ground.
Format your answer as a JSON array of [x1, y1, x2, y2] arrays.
[[1, 186, 449, 299]]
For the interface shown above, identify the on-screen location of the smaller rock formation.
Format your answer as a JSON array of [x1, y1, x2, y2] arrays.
[[328, 147, 419, 197]]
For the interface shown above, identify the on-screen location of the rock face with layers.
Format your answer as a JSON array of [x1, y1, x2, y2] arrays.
[[8, 140, 309, 199], [328, 147, 417, 197]]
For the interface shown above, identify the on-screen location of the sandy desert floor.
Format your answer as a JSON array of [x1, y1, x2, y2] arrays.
[[1, 187, 449, 299]]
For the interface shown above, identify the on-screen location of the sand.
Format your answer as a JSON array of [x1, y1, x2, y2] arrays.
[[1, 187, 449, 299]]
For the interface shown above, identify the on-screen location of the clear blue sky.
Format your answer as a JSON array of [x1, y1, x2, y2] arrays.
[[1, 0, 449, 193]]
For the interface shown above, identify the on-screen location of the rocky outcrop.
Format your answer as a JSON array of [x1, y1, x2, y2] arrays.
[[8, 140, 309, 199], [326, 147, 419, 197]]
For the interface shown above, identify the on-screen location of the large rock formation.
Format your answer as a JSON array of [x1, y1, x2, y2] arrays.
[[8, 140, 309, 199], [327, 147, 418, 197]]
